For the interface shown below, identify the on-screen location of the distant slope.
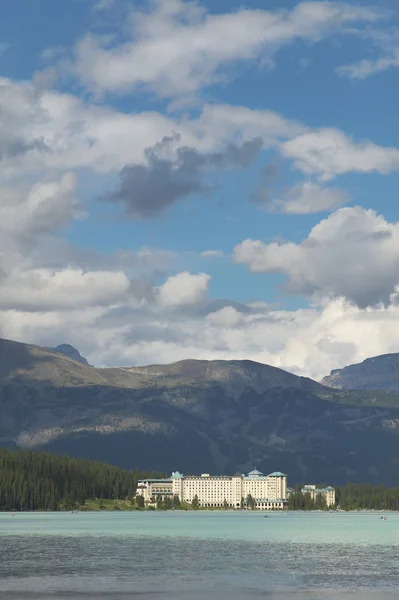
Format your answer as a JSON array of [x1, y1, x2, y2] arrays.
[[321, 353, 399, 394], [2, 337, 399, 485], [48, 344, 90, 366]]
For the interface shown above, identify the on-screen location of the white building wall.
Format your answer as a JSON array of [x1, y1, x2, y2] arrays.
[[302, 484, 336, 507], [182, 476, 237, 506], [137, 470, 288, 510]]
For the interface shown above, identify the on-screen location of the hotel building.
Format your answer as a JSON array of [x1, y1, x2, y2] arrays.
[[136, 468, 288, 510], [301, 484, 336, 507]]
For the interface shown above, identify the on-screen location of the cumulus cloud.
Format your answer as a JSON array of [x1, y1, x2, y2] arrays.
[[0, 78, 302, 179], [269, 181, 349, 214], [73, 0, 382, 99], [2, 76, 398, 186], [234, 206, 399, 308], [0, 268, 131, 311], [280, 128, 399, 180], [4, 293, 399, 381], [157, 271, 211, 308], [206, 306, 243, 328], [0, 173, 82, 238], [105, 134, 263, 218], [0, 77, 54, 177]]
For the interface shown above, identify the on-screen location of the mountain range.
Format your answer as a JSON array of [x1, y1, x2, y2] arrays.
[[1, 336, 399, 486], [321, 354, 399, 394]]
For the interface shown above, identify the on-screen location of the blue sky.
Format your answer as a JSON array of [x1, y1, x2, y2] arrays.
[[1, 0, 399, 378]]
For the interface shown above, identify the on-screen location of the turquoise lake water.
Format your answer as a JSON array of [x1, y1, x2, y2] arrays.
[[0, 511, 398, 599]]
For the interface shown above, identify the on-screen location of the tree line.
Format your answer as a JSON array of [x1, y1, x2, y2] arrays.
[[3, 448, 399, 512], [337, 483, 399, 511], [288, 483, 399, 511], [0, 447, 163, 511]]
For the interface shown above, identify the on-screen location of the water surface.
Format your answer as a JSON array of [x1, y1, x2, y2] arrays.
[[0, 511, 397, 599]]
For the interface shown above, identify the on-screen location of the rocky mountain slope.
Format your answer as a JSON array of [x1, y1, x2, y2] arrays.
[[1, 337, 399, 485], [48, 344, 90, 366], [321, 353, 399, 394]]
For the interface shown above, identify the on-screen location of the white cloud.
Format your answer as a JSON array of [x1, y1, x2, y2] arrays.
[[0, 1, 398, 386], [193, 103, 306, 148], [336, 52, 399, 79], [336, 28, 399, 79], [270, 181, 349, 214], [73, 0, 382, 99], [280, 128, 399, 180], [206, 306, 243, 328], [40, 46, 66, 61], [4, 293, 399, 382], [0, 173, 82, 237], [2, 75, 399, 187], [157, 271, 211, 308], [234, 206, 399, 308], [0, 77, 304, 179], [0, 268, 131, 311], [201, 250, 224, 258]]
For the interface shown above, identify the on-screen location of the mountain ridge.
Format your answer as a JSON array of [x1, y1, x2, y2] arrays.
[[2, 337, 399, 485], [321, 352, 399, 394]]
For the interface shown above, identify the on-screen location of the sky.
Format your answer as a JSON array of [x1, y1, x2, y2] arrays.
[[1, 0, 399, 379]]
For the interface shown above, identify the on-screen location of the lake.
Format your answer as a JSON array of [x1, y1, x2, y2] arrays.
[[0, 511, 398, 599]]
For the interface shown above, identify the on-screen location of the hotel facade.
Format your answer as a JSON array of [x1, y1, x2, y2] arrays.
[[136, 468, 288, 510], [301, 484, 336, 507]]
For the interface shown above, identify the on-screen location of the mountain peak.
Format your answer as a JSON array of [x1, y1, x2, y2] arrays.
[[49, 344, 90, 366]]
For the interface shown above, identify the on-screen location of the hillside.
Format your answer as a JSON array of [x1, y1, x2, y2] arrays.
[[1, 337, 399, 485], [321, 353, 399, 394]]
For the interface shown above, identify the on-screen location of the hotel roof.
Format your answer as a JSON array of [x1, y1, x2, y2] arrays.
[[247, 469, 263, 476], [139, 478, 172, 483]]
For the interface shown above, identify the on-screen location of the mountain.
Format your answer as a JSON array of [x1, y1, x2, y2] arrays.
[[48, 344, 90, 366], [321, 353, 399, 394], [1, 336, 399, 485]]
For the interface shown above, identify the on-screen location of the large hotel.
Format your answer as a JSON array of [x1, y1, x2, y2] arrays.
[[137, 468, 288, 510], [137, 469, 337, 510]]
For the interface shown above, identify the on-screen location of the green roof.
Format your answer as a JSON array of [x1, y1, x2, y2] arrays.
[[267, 472, 287, 477], [139, 478, 172, 483], [247, 469, 263, 476], [171, 471, 183, 479]]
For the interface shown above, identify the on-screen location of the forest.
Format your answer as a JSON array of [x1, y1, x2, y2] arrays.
[[336, 483, 399, 511], [2, 447, 399, 511], [0, 447, 162, 511], [288, 483, 399, 511]]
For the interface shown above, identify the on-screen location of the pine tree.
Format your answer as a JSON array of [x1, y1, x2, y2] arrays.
[[172, 494, 181, 509], [0, 447, 164, 512], [136, 495, 145, 509]]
